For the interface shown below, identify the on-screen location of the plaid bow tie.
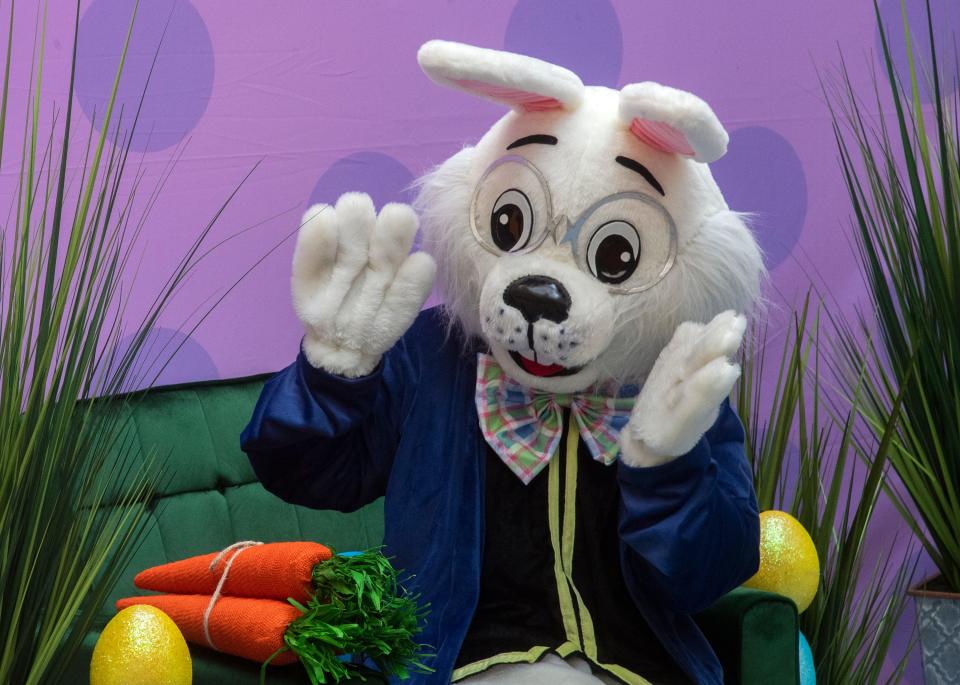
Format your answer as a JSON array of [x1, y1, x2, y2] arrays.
[[475, 353, 635, 484]]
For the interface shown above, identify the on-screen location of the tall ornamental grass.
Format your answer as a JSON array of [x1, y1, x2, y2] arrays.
[[736, 294, 912, 685], [0, 2, 256, 682], [829, 0, 960, 592]]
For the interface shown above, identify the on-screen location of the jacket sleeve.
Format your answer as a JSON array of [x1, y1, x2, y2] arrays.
[[616, 399, 760, 614], [240, 340, 415, 513]]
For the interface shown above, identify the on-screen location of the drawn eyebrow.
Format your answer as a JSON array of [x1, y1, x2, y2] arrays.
[[506, 134, 558, 150], [615, 155, 665, 196]]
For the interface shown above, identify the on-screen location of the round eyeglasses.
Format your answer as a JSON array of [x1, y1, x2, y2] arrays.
[[469, 155, 678, 294]]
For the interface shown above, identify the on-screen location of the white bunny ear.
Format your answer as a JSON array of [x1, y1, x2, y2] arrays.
[[619, 82, 728, 163], [418, 40, 584, 112]]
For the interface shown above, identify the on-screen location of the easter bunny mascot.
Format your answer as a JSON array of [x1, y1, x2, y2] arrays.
[[242, 41, 763, 685]]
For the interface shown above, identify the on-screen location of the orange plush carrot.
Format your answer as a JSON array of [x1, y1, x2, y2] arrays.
[[115, 594, 301, 665], [134, 541, 331, 604]]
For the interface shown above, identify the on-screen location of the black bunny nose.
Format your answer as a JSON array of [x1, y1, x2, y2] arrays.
[[503, 275, 571, 323]]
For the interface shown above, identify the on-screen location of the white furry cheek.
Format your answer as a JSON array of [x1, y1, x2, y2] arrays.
[[479, 283, 526, 347]]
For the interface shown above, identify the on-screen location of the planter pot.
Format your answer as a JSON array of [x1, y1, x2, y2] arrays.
[[909, 578, 960, 684]]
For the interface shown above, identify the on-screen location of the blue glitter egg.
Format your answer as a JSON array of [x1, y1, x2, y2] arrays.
[[799, 631, 816, 685]]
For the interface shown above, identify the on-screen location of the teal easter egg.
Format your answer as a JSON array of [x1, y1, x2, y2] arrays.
[[799, 631, 815, 685]]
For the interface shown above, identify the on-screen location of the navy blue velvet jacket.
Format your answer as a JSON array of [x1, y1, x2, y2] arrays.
[[240, 307, 760, 685]]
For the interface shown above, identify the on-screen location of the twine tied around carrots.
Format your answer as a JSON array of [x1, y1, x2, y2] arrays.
[[204, 540, 263, 651]]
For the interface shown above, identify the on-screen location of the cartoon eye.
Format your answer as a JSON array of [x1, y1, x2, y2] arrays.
[[490, 189, 534, 251], [471, 156, 551, 255], [571, 192, 676, 293], [586, 221, 641, 284]]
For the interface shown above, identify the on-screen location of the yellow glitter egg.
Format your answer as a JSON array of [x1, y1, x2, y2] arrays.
[[90, 604, 192, 685], [743, 510, 820, 613]]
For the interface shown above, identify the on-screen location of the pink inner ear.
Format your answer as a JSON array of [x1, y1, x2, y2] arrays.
[[454, 78, 563, 111], [629, 118, 695, 157]]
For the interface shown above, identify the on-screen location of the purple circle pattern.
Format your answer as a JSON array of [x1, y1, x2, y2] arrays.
[[308, 151, 416, 208], [108, 327, 219, 391], [711, 126, 808, 270], [76, 0, 214, 152], [504, 0, 623, 87], [309, 151, 420, 248], [876, 0, 960, 102]]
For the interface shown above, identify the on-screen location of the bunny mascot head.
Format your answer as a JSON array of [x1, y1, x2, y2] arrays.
[[246, 39, 766, 685], [416, 41, 763, 396]]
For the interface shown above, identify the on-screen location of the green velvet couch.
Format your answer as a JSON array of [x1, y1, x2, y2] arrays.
[[63, 375, 799, 684]]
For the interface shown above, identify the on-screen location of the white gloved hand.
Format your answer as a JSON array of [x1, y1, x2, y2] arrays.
[[620, 310, 746, 468], [291, 193, 436, 377]]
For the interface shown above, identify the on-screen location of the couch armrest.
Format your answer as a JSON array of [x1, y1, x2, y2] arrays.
[[695, 587, 799, 685]]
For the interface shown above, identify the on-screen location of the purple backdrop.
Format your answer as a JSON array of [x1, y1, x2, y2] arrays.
[[4, 0, 954, 680]]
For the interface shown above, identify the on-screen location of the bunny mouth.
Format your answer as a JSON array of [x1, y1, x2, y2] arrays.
[[509, 350, 583, 378]]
